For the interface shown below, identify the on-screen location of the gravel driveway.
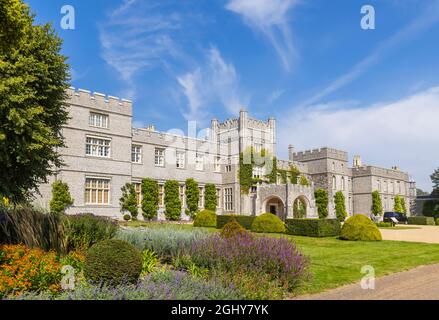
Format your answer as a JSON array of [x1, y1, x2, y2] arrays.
[[380, 225, 439, 244]]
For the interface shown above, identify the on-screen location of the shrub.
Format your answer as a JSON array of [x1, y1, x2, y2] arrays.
[[334, 191, 347, 222], [204, 184, 217, 212], [423, 200, 439, 217], [120, 183, 138, 220], [376, 222, 393, 228], [84, 239, 142, 286], [191, 233, 310, 298], [371, 191, 383, 216], [49, 181, 74, 215], [286, 219, 341, 237], [436, 218, 439, 226], [164, 180, 181, 221], [0, 244, 62, 298], [193, 210, 217, 227], [250, 213, 286, 233], [123, 214, 131, 221], [220, 219, 249, 239], [141, 249, 159, 276], [408, 216, 435, 226], [289, 165, 300, 184], [141, 178, 159, 220], [185, 178, 199, 219], [299, 176, 310, 186], [114, 226, 210, 260], [63, 214, 118, 252], [314, 189, 328, 219], [216, 214, 255, 229], [340, 215, 382, 241]]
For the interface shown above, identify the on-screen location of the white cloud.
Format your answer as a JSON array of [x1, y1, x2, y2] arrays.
[[226, 0, 298, 71], [277, 87, 439, 191], [177, 47, 247, 124]]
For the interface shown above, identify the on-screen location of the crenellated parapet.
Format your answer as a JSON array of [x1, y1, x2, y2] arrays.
[[66, 87, 132, 116], [293, 147, 348, 162], [352, 165, 409, 180]]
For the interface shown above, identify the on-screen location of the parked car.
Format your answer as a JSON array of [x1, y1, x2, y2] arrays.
[[383, 212, 408, 224]]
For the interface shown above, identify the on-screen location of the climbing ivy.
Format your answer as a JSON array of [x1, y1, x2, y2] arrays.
[[289, 165, 300, 184], [299, 176, 310, 186]]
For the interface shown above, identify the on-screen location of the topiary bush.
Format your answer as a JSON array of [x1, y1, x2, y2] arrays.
[[84, 239, 142, 286], [193, 210, 217, 228], [376, 222, 393, 228], [220, 218, 249, 239], [286, 218, 341, 237], [216, 214, 255, 229], [250, 213, 286, 233], [340, 214, 382, 241], [123, 214, 131, 221]]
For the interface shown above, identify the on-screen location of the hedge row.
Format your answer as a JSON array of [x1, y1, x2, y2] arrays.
[[285, 218, 341, 237], [216, 215, 255, 230], [408, 216, 435, 225]]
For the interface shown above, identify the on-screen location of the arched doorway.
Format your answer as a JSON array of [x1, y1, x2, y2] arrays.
[[293, 196, 308, 219], [263, 196, 285, 220]]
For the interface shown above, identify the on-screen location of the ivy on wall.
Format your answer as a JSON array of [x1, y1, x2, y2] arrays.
[[289, 165, 300, 184], [299, 176, 310, 186], [164, 180, 181, 221], [204, 184, 217, 212], [267, 157, 278, 184], [239, 149, 254, 194], [141, 178, 159, 220], [185, 178, 199, 218]]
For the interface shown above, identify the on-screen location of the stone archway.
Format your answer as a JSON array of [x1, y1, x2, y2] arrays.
[[262, 196, 286, 220], [293, 196, 309, 219]]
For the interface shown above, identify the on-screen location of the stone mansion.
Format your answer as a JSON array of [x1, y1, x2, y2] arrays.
[[34, 88, 417, 220]]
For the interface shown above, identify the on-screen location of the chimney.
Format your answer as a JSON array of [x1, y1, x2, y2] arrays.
[[353, 155, 362, 168], [288, 144, 295, 161]]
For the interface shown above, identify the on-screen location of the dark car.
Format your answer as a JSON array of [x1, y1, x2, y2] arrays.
[[383, 212, 408, 224]]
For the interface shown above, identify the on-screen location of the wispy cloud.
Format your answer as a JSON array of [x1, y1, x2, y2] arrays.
[[177, 46, 248, 124], [303, 0, 439, 106], [225, 0, 299, 71], [278, 87, 439, 191]]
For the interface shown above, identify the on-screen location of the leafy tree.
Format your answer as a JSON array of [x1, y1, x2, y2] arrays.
[[334, 191, 347, 222], [185, 178, 199, 219], [119, 183, 138, 220], [314, 188, 328, 219], [0, 0, 70, 202], [204, 184, 217, 212], [299, 176, 310, 186], [49, 180, 73, 214], [289, 165, 300, 184], [400, 197, 407, 214], [422, 200, 439, 217], [164, 180, 181, 221], [416, 188, 430, 196], [371, 191, 383, 216], [431, 167, 439, 191], [141, 179, 158, 220], [393, 195, 404, 213], [293, 198, 306, 219]]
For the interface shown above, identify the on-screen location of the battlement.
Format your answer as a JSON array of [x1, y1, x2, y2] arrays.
[[247, 117, 272, 130], [352, 165, 409, 180], [277, 159, 308, 173], [66, 87, 133, 110], [293, 147, 348, 162]]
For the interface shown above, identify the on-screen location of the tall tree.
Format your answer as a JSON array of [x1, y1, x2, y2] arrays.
[[164, 180, 181, 221], [119, 183, 138, 220], [185, 178, 199, 219], [314, 188, 328, 219], [204, 184, 217, 212], [431, 167, 439, 191], [49, 180, 73, 215], [393, 195, 404, 213], [371, 191, 383, 216], [141, 179, 159, 220], [0, 0, 70, 202], [334, 191, 347, 221]]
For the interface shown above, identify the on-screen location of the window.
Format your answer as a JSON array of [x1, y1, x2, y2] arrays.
[[224, 188, 233, 211], [89, 112, 108, 128], [199, 187, 204, 208], [225, 158, 232, 172], [216, 188, 221, 209], [332, 162, 335, 171], [377, 180, 381, 191], [214, 156, 221, 172], [85, 178, 110, 205], [86, 137, 110, 157], [131, 145, 142, 163], [253, 166, 264, 179], [332, 176, 337, 190], [253, 143, 262, 153], [133, 182, 141, 205], [179, 185, 185, 207], [397, 181, 401, 194], [384, 181, 388, 193], [176, 151, 185, 169], [341, 177, 346, 191], [155, 148, 165, 167], [158, 184, 164, 206], [196, 153, 204, 171]]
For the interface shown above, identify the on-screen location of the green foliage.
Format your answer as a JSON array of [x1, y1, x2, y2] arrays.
[[164, 180, 181, 221], [416, 188, 430, 196], [204, 184, 217, 212], [371, 191, 383, 217], [49, 181, 73, 215], [422, 200, 439, 217], [119, 183, 138, 220], [299, 176, 310, 186], [141, 249, 159, 276], [239, 151, 253, 194], [376, 222, 393, 228], [172, 254, 209, 279], [285, 219, 341, 237], [431, 167, 439, 191], [293, 198, 306, 218], [408, 216, 435, 226], [141, 178, 159, 220], [314, 189, 328, 219], [220, 218, 249, 239], [0, 0, 70, 202], [63, 213, 119, 252], [185, 178, 199, 219], [340, 215, 382, 241], [250, 213, 286, 233], [400, 197, 407, 214], [393, 195, 404, 213], [279, 170, 287, 184], [84, 239, 142, 286], [216, 214, 255, 229], [267, 157, 278, 184], [193, 209, 217, 227], [123, 214, 131, 221], [289, 165, 300, 184], [436, 218, 439, 226], [334, 191, 347, 222]]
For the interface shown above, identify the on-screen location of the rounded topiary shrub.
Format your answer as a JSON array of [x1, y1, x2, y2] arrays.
[[84, 239, 142, 286], [193, 210, 217, 227], [123, 214, 131, 221], [251, 213, 286, 233], [220, 218, 249, 239], [340, 214, 382, 241]]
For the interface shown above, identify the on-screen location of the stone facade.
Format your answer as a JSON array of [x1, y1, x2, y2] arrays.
[[34, 88, 417, 220]]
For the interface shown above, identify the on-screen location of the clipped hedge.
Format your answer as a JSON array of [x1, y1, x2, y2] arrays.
[[250, 213, 286, 233], [193, 210, 217, 228], [84, 239, 142, 286], [216, 214, 255, 230], [340, 215, 382, 241], [408, 216, 435, 226], [376, 222, 393, 228], [285, 219, 340, 237]]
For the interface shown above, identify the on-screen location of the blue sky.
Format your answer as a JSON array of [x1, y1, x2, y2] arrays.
[[26, 0, 439, 191]]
